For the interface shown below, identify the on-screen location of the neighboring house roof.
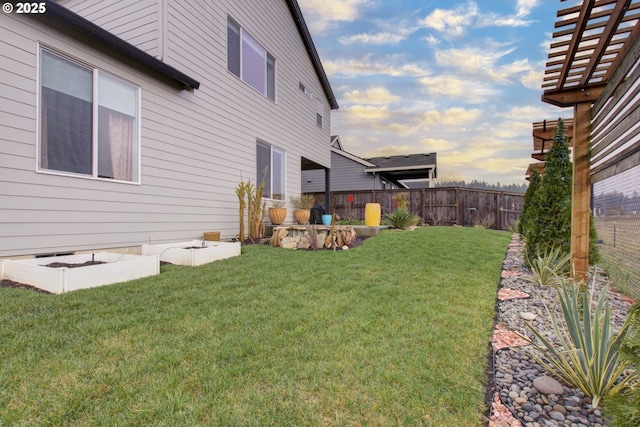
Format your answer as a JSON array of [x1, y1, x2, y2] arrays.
[[332, 146, 376, 168], [41, 0, 200, 91], [328, 137, 437, 189], [287, 0, 338, 110], [364, 153, 438, 189], [330, 135, 342, 150]]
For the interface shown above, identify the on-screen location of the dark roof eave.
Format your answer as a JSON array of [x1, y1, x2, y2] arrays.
[[39, 0, 200, 91], [286, 0, 339, 110]]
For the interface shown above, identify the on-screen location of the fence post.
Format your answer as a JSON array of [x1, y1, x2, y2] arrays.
[[455, 187, 460, 226]]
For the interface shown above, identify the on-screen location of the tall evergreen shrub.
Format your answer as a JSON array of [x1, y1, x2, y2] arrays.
[[519, 168, 542, 236], [526, 119, 573, 257]]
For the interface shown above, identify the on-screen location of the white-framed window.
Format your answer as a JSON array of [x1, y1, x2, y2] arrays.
[[257, 141, 285, 200], [316, 99, 324, 128], [227, 17, 276, 101], [38, 48, 140, 183]]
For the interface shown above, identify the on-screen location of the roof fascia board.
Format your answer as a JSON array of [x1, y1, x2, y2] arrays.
[[286, 0, 338, 109], [365, 165, 436, 173], [331, 147, 376, 166]]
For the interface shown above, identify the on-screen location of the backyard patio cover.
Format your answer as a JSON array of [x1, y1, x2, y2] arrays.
[[363, 153, 437, 189], [542, 0, 640, 280]]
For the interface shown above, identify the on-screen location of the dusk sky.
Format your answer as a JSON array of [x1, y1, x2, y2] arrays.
[[297, 0, 574, 185]]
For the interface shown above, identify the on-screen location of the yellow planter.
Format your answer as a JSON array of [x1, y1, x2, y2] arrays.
[[365, 203, 381, 226]]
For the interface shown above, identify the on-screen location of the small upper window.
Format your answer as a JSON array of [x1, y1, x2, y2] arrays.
[[316, 100, 324, 128], [227, 17, 276, 101], [39, 49, 140, 182]]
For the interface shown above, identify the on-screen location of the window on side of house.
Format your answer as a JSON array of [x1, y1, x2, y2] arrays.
[[256, 141, 285, 200], [227, 16, 276, 101], [316, 99, 324, 128], [39, 49, 139, 182]]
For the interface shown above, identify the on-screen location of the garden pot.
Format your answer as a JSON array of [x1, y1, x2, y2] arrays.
[[322, 214, 333, 226], [365, 203, 381, 226], [268, 207, 287, 225], [294, 209, 311, 224], [203, 231, 220, 241]]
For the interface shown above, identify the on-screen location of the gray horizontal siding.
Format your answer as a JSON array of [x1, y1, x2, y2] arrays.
[[0, 0, 332, 257], [302, 152, 384, 193], [59, 0, 159, 57]]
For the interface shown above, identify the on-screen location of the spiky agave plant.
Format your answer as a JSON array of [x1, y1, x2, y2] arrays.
[[524, 278, 638, 408], [385, 208, 419, 230], [525, 245, 571, 287]]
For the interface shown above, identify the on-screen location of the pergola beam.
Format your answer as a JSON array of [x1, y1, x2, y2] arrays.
[[541, 85, 605, 108]]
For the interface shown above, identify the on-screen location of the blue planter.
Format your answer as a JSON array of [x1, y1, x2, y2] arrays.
[[321, 214, 333, 226]]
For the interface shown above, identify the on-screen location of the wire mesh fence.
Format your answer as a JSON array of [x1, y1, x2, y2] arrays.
[[593, 164, 640, 299]]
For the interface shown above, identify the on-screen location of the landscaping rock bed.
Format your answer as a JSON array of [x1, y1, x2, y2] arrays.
[[489, 234, 634, 427]]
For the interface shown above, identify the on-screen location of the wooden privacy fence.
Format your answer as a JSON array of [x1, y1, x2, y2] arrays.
[[309, 188, 523, 231]]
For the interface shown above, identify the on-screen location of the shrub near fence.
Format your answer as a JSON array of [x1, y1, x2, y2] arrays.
[[310, 187, 523, 231]]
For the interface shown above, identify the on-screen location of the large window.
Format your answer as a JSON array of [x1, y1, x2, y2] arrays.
[[227, 17, 276, 101], [39, 49, 140, 182], [257, 141, 285, 200]]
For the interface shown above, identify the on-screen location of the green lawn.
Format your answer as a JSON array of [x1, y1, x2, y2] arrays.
[[1, 227, 511, 426]]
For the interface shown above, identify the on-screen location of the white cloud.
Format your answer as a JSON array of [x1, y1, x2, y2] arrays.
[[434, 44, 537, 86], [421, 107, 483, 127], [419, 1, 478, 36], [521, 69, 544, 90], [420, 75, 499, 103], [343, 86, 401, 104], [323, 55, 431, 77], [516, 0, 541, 18], [424, 34, 440, 45], [419, 0, 541, 36], [297, 0, 370, 34], [338, 32, 407, 45], [344, 105, 392, 120]]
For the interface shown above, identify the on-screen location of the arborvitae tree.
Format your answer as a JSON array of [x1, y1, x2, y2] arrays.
[[519, 168, 542, 236], [526, 119, 573, 257]]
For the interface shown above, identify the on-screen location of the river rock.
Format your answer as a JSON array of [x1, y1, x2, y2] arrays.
[[520, 312, 536, 321], [533, 376, 564, 395]]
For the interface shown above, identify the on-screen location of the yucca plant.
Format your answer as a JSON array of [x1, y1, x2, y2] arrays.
[[524, 278, 638, 408], [385, 208, 419, 230], [603, 305, 640, 427], [525, 245, 571, 287]]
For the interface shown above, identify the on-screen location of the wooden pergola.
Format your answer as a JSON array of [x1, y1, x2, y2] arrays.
[[542, 0, 640, 281], [525, 162, 545, 180], [531, 118, 573, 161]]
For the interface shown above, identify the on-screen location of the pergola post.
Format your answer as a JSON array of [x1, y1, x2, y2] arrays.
[[571, 102, 592, 281]]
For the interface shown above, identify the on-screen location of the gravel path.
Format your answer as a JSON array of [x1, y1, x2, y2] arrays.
[[489, 234, 634, 427]]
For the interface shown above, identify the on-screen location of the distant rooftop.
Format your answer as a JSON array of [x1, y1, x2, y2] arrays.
[[364, 153, 437, 169]]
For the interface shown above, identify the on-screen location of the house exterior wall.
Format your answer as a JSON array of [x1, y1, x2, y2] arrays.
[[0, 0, 332, 257], [58, 0, 161, 57], [590, 56, 640, 184], [302, 151, 385, 193]]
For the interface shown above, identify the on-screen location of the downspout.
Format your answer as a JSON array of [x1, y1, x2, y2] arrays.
[[157, 0, 168, 60]]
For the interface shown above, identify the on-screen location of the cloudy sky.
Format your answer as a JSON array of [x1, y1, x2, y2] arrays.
[[297, 0, 573, 185]]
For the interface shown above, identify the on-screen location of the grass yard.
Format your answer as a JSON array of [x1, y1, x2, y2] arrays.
[[1, 227, 511, 426]]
